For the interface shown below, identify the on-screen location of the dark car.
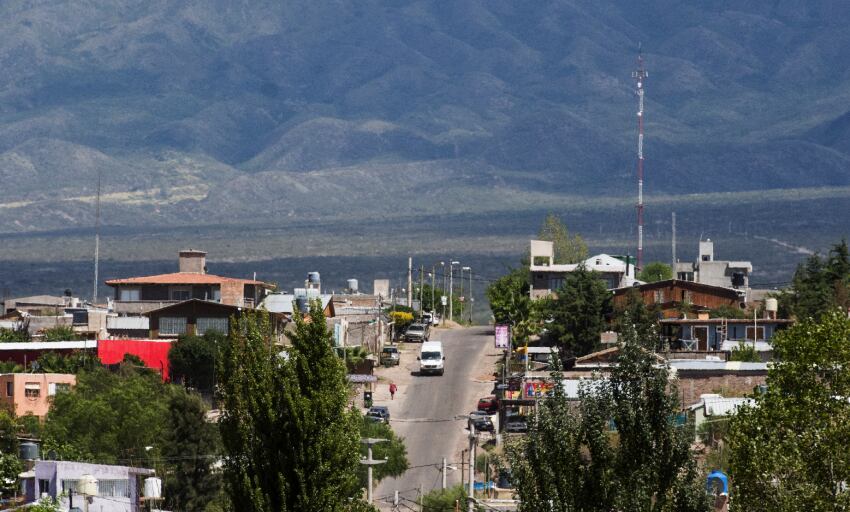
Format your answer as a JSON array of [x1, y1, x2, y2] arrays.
[[477, 396, 499, 414], [404, 323, 430, 342], [366, 406, 390, 424], [470, 416, 495, 433], [504, 417, 528, 434]]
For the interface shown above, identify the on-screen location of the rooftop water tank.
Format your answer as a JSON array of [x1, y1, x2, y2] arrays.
[[308, 272, 321, 284], [78, 474, 98, 497], [295, 296, 309, 313], [144, 477, 162, 499], [347, 279, 359, 293], [19, 442, 39, 461], [765, 298, 778, 312]]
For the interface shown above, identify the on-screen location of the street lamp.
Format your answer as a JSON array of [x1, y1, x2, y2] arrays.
[[450, 261, 460, 322]]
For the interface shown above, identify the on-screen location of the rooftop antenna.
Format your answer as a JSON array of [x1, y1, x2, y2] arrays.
[[92, 169, 102, 305], [632, 43, 648, 270]]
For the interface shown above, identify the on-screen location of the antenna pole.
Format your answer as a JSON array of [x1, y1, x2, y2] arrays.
[[93, 169, 102, 304], [672, 211, 677, 276], [632, 46, 648, 270]]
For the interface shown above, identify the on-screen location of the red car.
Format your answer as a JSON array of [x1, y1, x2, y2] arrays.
[[477, 396, 499, 414]]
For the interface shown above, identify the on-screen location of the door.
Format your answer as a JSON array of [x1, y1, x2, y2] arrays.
[[694, 326, 709, 351]]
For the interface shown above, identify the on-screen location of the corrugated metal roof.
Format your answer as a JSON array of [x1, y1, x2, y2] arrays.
[[260, 294, 333, 314], [106, 272, 270, 286], [107, 317, 149, 330], [0, 340, 97, 350], [668, 359, 768, 371], [688, 395, 755, 416]]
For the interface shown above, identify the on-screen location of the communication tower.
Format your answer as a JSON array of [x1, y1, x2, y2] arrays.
[[632, 46, 648, 270]]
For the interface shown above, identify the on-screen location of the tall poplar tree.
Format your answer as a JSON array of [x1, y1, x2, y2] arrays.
[[538, 213, 588, 264], [217, 304, 365, 511]]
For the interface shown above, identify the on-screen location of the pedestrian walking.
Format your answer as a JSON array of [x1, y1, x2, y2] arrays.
[[389, 382, 397, 400]]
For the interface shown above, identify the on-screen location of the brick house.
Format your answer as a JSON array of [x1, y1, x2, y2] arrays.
[[106, 250, 273, 314]]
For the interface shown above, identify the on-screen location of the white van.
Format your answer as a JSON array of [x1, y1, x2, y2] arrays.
[[418, 341, 445, 376]]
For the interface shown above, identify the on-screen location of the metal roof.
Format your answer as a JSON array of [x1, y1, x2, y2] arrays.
[[668, 359, 768, 372], [261, 294, 333, 314]]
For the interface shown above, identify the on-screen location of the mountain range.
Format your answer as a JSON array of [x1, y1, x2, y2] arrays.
[[1, 1, 849, 288]]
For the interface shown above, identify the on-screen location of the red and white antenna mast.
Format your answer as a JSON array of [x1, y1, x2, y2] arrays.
[[632, 45, 648, 270]]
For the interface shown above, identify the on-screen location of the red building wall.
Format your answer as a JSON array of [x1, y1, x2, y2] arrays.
[[97, 339, 173, 381]]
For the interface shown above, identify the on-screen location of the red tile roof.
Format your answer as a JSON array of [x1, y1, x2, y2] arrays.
[[105, 272, 271, 287]]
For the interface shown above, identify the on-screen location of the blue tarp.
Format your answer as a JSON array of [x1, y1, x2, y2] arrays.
[[706, 470, 729, 495]]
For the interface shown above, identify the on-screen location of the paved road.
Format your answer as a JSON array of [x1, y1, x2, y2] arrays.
[[375, 326, 494, 508]]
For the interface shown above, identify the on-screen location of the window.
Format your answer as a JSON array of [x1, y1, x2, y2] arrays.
[[38, 479, 50, 494], [159, 316, 187, 335], [62, 479, 129, 498], [548, 278, 565, 291], [5, 382, 11, 397], [197, 317, 228, 335], [653, 290, 665, 303], [24, 383, 40, 398], [119, 288, 141, 301], [212, 287, 221, 301], [170, 287, 191, 301], [48, 383, 71, 396], [746, 326, 765, 341]]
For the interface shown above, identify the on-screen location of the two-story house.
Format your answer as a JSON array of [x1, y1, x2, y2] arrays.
[[529, 240, 638, 299], [106, 250, 273, 314]]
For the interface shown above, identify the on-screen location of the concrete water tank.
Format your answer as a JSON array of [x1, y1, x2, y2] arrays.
[[144, 477, 162, 499], [307, 272, 321, 285], [347, 279, 359, 293]]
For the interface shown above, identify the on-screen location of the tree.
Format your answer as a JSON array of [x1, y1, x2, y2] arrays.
[[41, 325, 79, 341], [708, 304, 747, 319], [537, 213, 588, 264], [0, 452, 21, 496], [357, 416, 408, 487], [34, 351, 101, 373], [779, 240, 850, 319], [506, 321, 710, 512], [43, 366, 170, 465], [728, 310, 850, 510], [163, 390, 223, 512], [217, 304, 365, 511], [169, 331, 227, 393], [613, 288, 660, 343], [638, 262, 673, 283], [419, 485, 481, 511], [486, 268, 538, 346], [543, 265, 610, 357]]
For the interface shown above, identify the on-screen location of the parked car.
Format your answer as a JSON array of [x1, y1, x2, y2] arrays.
[[504, 417, 528, 434], [477, 396, 499, 414], [470, 416, 495, 433], [405, 323, 430, 342], [380, 346, 400, 366], [366, 406, 390, 424], [421, 312, 433, 325]]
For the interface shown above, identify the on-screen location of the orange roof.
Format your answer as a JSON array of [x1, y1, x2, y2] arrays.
[[105, 272, 271, 287]]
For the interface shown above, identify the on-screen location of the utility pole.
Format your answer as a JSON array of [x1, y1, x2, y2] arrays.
[[407, 257, 413, 308], [92, 168, 102, 304], [450, 261, 459, 322], [459, 266, 464, 322], [431, 266, 436, 315], [360, 438, 387, 504], [442, 457, 448, 489], [672, 211, 677, 274], [419, 265, 424, 319], [632, 44, 648, 270], [463, 266, 472, 324], [468, 423, 476, 512]]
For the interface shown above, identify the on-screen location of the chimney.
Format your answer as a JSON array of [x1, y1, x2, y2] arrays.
[[179, 250, 207, 274]]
